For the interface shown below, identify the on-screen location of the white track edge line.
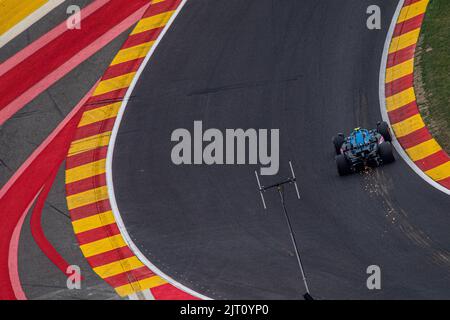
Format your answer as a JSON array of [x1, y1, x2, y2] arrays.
[[378, 0, 450, 196], [0, 0, 65, 48], [106, 0, 212, 300]]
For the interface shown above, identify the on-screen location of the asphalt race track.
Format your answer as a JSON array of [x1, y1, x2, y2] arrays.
[[112, 0, 450, 299]]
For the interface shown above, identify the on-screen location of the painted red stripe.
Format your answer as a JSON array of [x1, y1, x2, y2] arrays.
[[0, 9, 147, 126], [8, 195, 37, 300], [69, 199, 112, 221], [76, 223, 121, 246], [122, 27, 163, 49], [397, 127, 433, 149], [30, 168, 75, 278], [0, 82, 97, 299], [388, 101, 419, 124], [387, 44, 416, 67], [66, 174, 107, 196], [403, 0, 423, 7], [72, 117, 116, 141], [0, 91, 87, 299], [0, 0, 109, 76], [66, 146, 108, 169], [437, 176, 450, 189], [385, 74, 414, 96], [84, 88, 129, 111], [102, 58, 144, 81], [0, 0, 149, 118], [103, 266, 155, 288], [141, 0, 182, 19], [151, 283, 199, 300], [87, 246, 135, 268], [414, 150, 450, 172], [393, 13, 424, 37]]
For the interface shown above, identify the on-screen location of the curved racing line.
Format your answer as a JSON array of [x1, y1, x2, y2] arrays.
[[380, 0, 450, 195], [64, 0, 205, 300]]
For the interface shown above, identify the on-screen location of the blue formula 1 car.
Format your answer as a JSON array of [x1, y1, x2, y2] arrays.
[[332, 121, 395, 176]]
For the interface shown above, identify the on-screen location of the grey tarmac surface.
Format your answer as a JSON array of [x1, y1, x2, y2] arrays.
[[112, 0, 450, 299], [1, 0, 132, 299]]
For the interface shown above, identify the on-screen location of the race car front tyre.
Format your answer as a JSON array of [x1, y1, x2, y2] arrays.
[[377, 121, 392, 142], [336, 154, 351, 176], [333, 134, 345, 155], [378, 142, 395, 164]]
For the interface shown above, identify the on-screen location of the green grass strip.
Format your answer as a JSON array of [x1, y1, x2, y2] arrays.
[[416, 0, 450, 152]]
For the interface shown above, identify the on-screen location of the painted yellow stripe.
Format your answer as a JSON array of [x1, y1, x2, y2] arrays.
[[152, 0, 166, 4], [68, 132, 111, 156], [78, 102, 121, 127], [425, 161, 450, 181], [0, 0, 47, 35], [93, 256, 144, 279], [386, 58, 414, 83], [93, 72, 137, 96], [397, 0, 429, 24], [72, 210, 116, 234], [80, 234, 127, 258], [391, 114, 425, 138], [131, 10, 175, 35], [115, 275, 167, 297], [66, 159, 106, 184], [111, 41, 155, 66], [386, 87, 416, 112], [406, 139, 442, 161], [389, 28, 421, 53], [67, 186, 109, 210]]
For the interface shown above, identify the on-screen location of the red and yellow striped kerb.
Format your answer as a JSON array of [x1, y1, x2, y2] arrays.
[[65, 0, 198, 299], [385, 0, 450, 189]]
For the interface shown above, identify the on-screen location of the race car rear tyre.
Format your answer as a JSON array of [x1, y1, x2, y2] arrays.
[[333, 134, 345, 155], [336, 154, 351, 176], [378, 142, 395, 164], [377, 121, 392, 142]]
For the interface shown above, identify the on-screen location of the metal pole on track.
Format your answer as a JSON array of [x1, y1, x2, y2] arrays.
[[277, 185, 312, 299], [255, 161, 314, 300]]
